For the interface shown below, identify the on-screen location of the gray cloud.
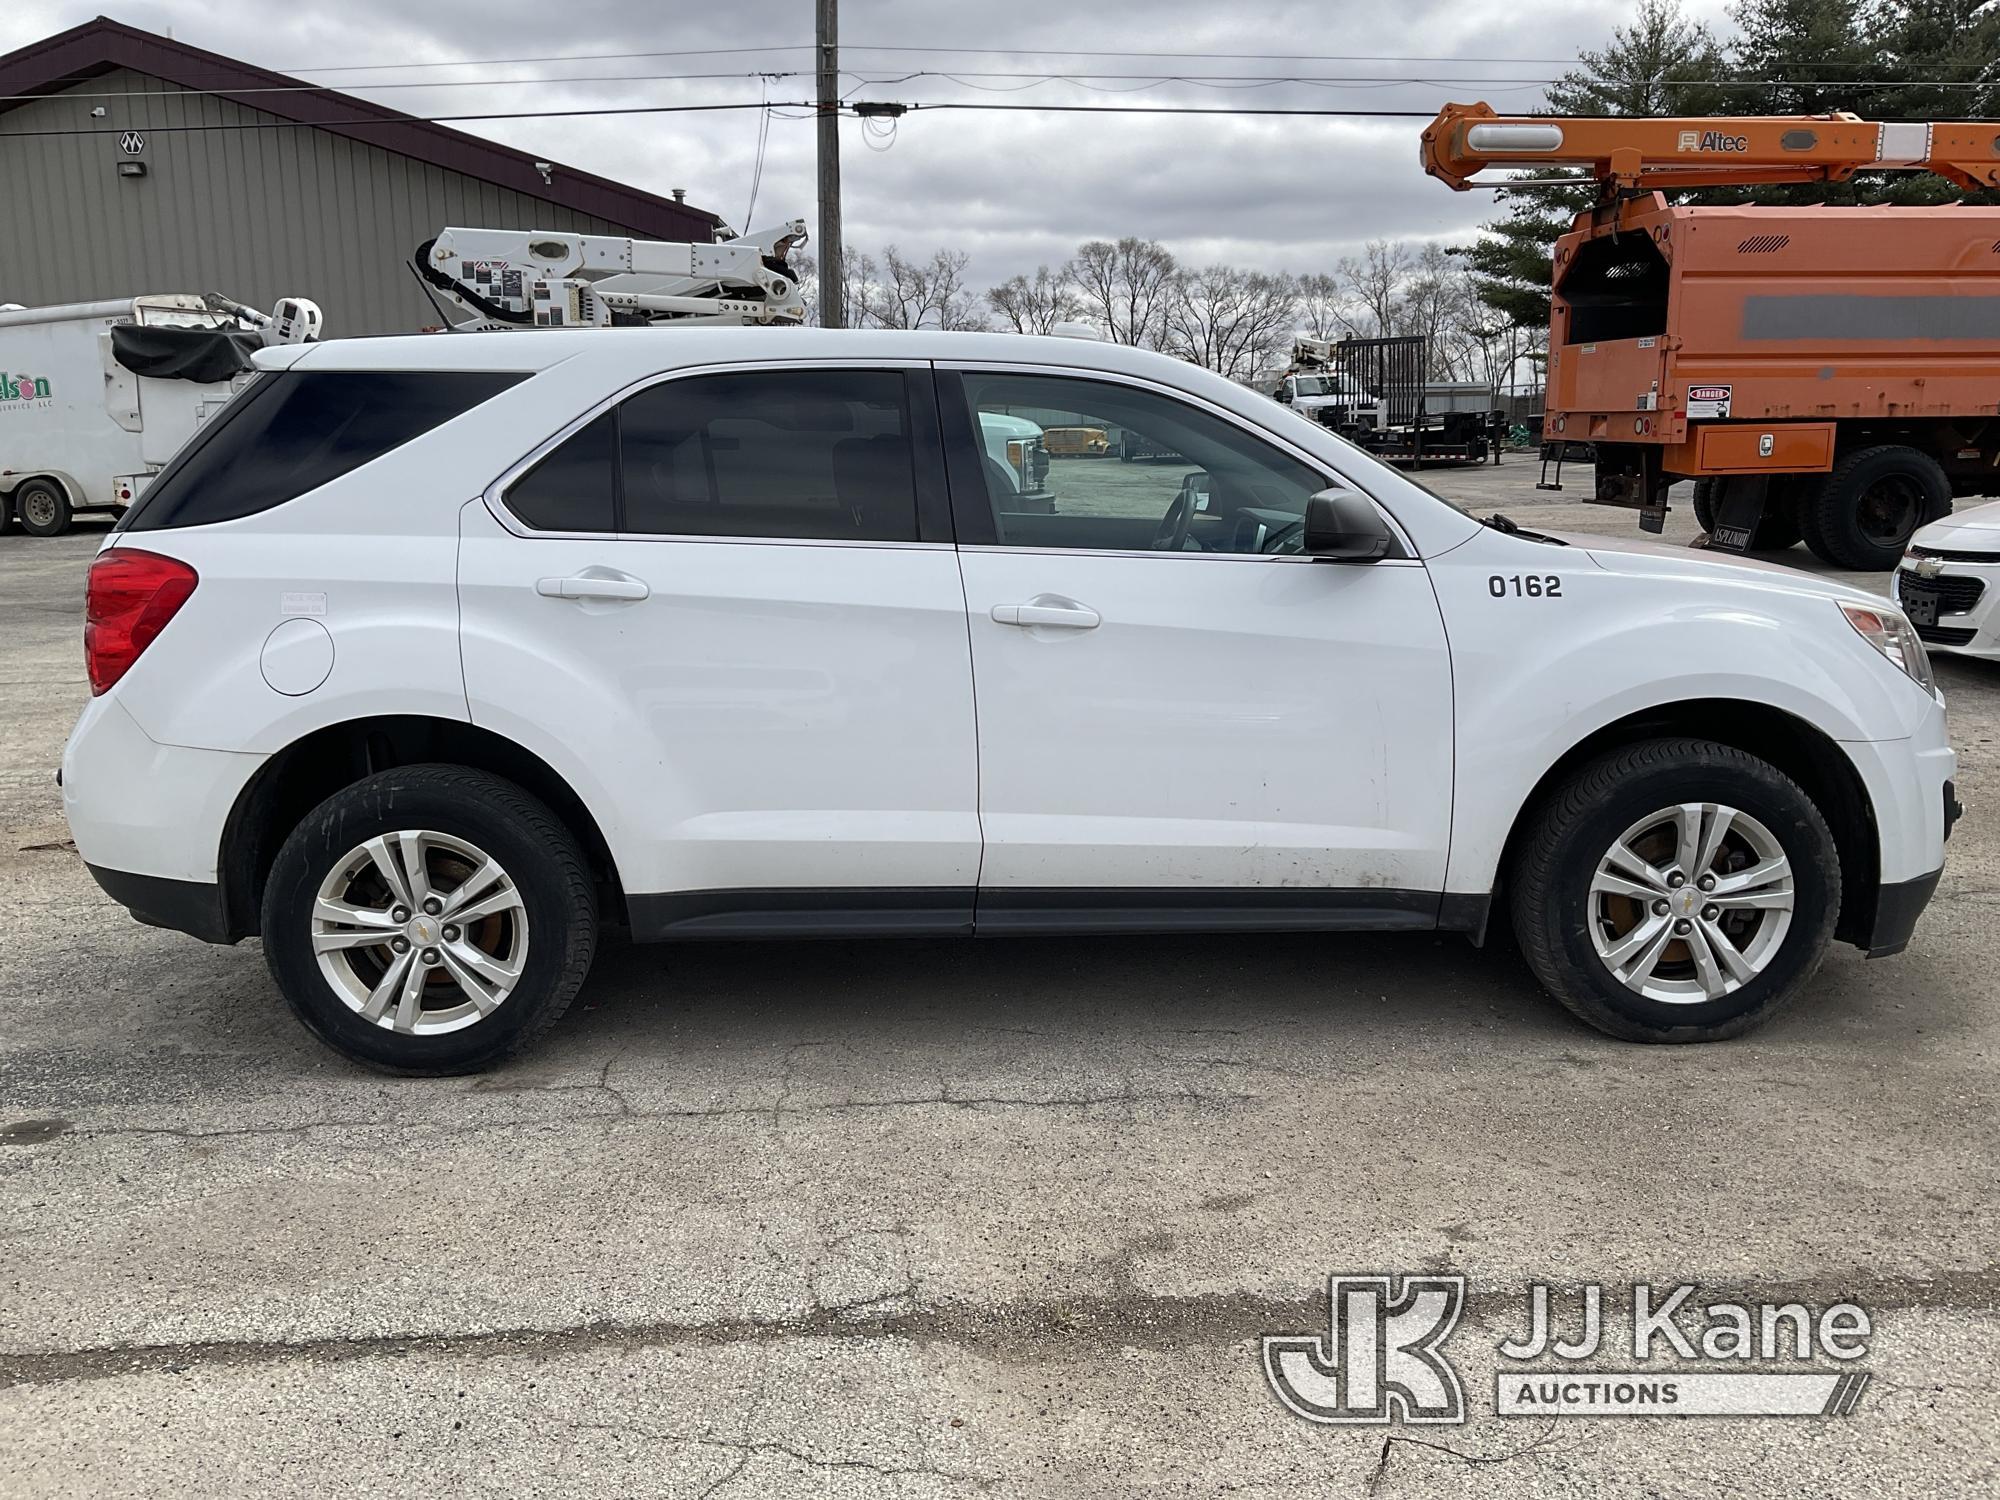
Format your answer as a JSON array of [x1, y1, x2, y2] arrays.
[[5, 0, 1739, 290]]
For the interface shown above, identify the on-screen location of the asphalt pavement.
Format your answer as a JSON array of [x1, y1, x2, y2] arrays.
[[1, 480, 1995, 1498]]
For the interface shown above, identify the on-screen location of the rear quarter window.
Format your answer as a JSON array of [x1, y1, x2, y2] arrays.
[[119, 369, 524, 531]]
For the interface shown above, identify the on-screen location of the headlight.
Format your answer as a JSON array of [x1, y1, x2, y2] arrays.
[[1839, 601, 1935, 693]]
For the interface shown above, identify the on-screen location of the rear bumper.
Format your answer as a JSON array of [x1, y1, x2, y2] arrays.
[[85, 864, 235, 945], [1863, 867, 1943, 959]]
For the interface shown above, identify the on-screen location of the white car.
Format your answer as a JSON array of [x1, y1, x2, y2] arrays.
[[1895, 499, 2000, 660], [63, 329, 1958, 1073]]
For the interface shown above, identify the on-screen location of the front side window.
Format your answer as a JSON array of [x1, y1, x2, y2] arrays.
[[122, 370, 524, 531], [954, 372, 1328, 555]]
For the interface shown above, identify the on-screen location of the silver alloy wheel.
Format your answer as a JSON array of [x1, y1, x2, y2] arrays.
[[309, 830, 529, 1035], [1588, 802, 1795, 1004], [19, 487, 58, 529]]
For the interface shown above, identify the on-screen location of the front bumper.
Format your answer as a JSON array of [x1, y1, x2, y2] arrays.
[[1863, 866, 1944, 958], [1893, 552, 2000, 658]]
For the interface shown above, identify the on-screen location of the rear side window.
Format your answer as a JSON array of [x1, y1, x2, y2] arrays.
[[120, 370, 524, 531], [504, 411, 616, 532], [620, 371, 918, 541]]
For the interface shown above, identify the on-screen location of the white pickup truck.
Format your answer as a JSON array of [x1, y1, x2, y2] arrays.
[[0, 293, 318, 536]]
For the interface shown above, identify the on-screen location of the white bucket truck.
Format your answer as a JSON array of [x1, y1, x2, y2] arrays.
[[0, 292, 319, 536]]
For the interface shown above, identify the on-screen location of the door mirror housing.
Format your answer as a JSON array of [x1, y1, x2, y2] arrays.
[[1302, 488, 1394, 563]]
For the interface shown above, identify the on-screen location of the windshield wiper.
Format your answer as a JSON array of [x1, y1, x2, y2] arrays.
[[1484, 512, 1567, 545]]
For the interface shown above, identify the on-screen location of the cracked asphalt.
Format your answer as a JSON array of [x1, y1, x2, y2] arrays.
[[3, 474, 1997, 1497]]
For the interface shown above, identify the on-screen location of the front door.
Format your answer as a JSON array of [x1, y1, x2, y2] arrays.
[[939, 367, 1455, 930], [458, 363, 981, 935]]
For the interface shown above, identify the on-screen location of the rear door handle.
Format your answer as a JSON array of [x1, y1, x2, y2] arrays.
[[536, 572, 650, 602], [991, 599, 1100, 630]]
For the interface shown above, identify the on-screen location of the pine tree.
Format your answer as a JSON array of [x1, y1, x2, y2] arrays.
[[1462, 0, 1729, 330]]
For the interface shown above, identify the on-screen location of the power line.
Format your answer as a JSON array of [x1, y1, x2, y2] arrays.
[[18, 66, 1998, 111], [0, 100, 811, 138], [256, 40, 1974, 77], [3, 70, 807, 102]]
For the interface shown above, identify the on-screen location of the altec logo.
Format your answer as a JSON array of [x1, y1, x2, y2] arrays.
[[1678, 129, 1751, 154], [1, 372, 52, 402]]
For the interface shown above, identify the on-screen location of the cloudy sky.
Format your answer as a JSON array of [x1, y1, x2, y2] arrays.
[[3, 0, 1738, 290]]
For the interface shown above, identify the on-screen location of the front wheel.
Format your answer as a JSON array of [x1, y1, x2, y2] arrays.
[[1510, 739, 1838, 1043], [261, 765, 597, 1074]]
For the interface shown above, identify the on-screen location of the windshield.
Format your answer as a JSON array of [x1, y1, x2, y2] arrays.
[[1293, 376, 1328, 396]]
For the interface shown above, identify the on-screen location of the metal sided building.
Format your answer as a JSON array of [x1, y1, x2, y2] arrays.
[[0, 17, 723, 335]]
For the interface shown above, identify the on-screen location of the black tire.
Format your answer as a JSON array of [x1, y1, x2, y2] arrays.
[[0, 497, 14, 536], [1689, 478, 1719, 533], [1509, 738, 1839, 1043], [1691, 476, 1803, 551], [14, 479, 72, 537], [261, 765, 597, 1074], [1807, 445, 1949, 570]]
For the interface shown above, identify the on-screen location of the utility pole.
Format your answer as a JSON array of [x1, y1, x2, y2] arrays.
[[815, 0, 844, 327]]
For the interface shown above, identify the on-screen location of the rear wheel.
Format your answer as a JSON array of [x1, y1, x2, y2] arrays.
[[1807, 445, 1948, 569], [261, 765, 597, 1074], [1510, 738, 1839, 1043], [14, 479, 71, 537]]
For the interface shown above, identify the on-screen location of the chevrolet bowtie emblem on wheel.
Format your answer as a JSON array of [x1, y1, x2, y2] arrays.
[[1263, 1275, 1467, 1424]]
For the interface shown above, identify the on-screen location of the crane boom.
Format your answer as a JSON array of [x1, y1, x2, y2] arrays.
[[1421, 100, 2000, 193], [414, 219, 809, 330]]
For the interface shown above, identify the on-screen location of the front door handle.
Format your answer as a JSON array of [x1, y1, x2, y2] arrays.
[[536, 572, 650, 602], [991, 599, 1100, 630]]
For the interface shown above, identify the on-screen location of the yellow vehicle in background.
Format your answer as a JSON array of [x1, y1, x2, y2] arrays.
[[1043, 425, 1111, 457]]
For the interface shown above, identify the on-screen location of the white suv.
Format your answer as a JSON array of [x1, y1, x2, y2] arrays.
[[63, 329, 1958, 1073]]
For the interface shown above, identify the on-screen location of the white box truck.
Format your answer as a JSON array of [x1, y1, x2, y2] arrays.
[[0, 292, 319, 536]]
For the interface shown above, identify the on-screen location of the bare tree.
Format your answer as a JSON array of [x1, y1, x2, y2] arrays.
[[1396, 242, 1465, 378], [1336, 239, 1411, 339], [1061, 237, 1178, 346], [987, 265, 1081, 334], [852, 247, 987, 331], [1163, 264, 1299, 380], [1294, 271, 1356, 341]]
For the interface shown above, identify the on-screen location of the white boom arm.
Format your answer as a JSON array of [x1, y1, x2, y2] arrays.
[[200, 292, 325, 344], [417, 219, 809, 330]]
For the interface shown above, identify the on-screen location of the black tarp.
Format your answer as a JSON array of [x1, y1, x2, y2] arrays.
[[109, 324, 261, 384]]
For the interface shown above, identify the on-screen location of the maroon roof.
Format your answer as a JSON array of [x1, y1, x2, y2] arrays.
[[0, 15, 723, 241]]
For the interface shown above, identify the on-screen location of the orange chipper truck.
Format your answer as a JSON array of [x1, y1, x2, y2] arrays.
[[1422, 102, 2000, 569]]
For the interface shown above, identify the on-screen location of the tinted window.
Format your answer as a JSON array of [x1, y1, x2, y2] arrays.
[[619, 371, 918, 541], [121, 370, 523, 531], [504, 411, 616, 532], [957, 372, 1327, 555]]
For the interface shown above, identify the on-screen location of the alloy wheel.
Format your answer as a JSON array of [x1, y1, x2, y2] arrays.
[[309, 830, 529, 1035], [1588, 802, 1795, 1004]]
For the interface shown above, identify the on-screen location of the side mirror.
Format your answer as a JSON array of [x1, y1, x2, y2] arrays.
[[1302, 488, 1393, 563], [1276, 386, 1293, 404]]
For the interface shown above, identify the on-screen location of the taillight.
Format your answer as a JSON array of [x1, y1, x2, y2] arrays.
[[85, 549, 198, 695]]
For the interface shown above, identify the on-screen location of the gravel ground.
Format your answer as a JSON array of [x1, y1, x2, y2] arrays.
[[1, 475, 1995, 1498]]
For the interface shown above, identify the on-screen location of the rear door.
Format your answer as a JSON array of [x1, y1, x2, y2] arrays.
[[938, 365, 1455, 929], [457, 361, 981, 936]]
